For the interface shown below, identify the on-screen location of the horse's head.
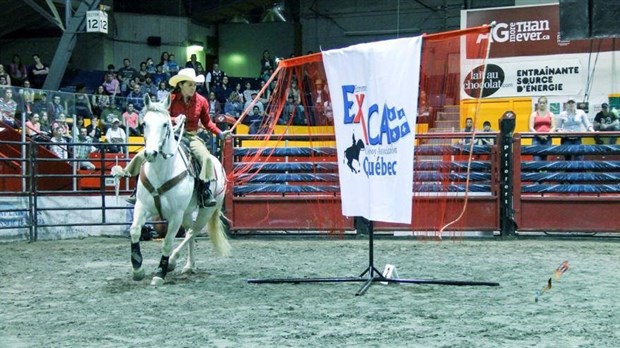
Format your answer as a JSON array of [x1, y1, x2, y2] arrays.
[[142, 93, 172, 162], [356, 139, 365, 150]]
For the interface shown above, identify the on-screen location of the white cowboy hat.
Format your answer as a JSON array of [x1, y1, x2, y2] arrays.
[[169, 68, 205, 87]]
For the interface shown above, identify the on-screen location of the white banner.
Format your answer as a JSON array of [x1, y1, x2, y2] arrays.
[[322, 36, 421, 224], [462, 57, 585, 99]]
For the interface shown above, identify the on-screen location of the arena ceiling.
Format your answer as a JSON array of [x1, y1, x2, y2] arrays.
[[0, 0, 279, 40]]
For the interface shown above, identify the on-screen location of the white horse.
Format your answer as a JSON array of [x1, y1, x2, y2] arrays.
[[126, 94, 230, 286]]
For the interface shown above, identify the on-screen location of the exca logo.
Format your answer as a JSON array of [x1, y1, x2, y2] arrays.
[[463, 64, 505, 98], [341, 84, 411, 146]]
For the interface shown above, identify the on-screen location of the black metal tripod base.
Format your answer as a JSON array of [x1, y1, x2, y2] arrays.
[[247, 265, 499, 296], [248, 218, 500, 296]]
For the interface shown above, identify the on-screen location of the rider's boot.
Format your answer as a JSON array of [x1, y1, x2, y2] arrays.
[[126, 188, 137, 204], [201, 181, 216, 207]]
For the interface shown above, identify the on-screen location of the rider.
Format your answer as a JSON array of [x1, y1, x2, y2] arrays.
[[115, 68, 231, 207]]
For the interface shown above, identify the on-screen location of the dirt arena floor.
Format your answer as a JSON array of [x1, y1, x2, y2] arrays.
[[1, 235, 619, 347]]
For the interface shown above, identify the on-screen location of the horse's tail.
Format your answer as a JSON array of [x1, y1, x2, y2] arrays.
[[207, 210, 231, 257]]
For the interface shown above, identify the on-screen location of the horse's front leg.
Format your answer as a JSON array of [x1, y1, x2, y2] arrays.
[[151, 212, 183, 286], [129, 202, 148, 281]]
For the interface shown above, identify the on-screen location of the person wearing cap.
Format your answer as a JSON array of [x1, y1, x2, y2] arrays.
[[105, 118, 127, 154], [593, 102, 619, 145], [116, 68, 231, 206], [557, 97, 594, 160]]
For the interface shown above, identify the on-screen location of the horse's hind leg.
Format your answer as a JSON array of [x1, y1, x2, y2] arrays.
[[129, 203, 148, 281], [182, 209, 211, 274], [168, 212, 196, 272]]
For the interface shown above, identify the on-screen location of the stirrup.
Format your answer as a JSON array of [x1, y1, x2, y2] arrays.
[[126, 188, 137, 205]]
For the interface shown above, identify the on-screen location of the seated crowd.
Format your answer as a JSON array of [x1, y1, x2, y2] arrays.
[[0, 48, 330, 160]]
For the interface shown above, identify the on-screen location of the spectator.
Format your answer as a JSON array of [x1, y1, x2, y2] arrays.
[[73, 127, 97, 170], [593, 102, 619, 145], [244, 91, 264, 114], [102, 72, 119, 97], [209, 63, 225, 90], [242, 81, 256, 104], [283, 94, 305, 125], [126, 84, 145, 113], [245, 105, 264, 134], [225, 83, 244, 117], [123, 103, 141, 136], [52, 113, 72, 141], [105, 119, 127, 154], [557, 97, 594, 161], [0, 88, 18, 127], [156, 81, 169, 102], [151, 64, 167, 87], [528, 96, 556, 161], [73, 84, 93, 119], [137, 61, 149, 82], [91, 85, 110, 116], [87, 114, 103, 141], [17, 87, 35, 117], [49, 125, 69, 159], [206, 91, 221, 120], [29, 54, 49, 89], [47, 94, 65, 122], [32, 92, 48, 114], [39, 111, 51, 136], [459, 117, 475, 144], [142, 75, 157, 96], [25, 113, 42, 137], [158, 51, 170, 75], [167, 54, 179, 76], [475, 121, 495, 145], [101, 102, 122, 133], [8, 54, 28, 86], [145, 57, 156, 75], [260, 50, 275, 76], [0, 64, 11, 86], [117, 58, 139, 94], [214, 75, 232, 109], [185, 54, 204, 75], [106, 64, 118, 80]]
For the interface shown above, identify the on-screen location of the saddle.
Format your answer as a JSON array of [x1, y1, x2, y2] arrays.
[[178, 136, 215, 207], [179, 136, 200, 182]]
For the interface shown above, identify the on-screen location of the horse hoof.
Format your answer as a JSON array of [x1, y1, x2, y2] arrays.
[[151, 276, 165, 286], [132, 267, 145, 281], [181, 266, 194, 274]]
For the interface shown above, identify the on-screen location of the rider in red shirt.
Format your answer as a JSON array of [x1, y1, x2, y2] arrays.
[[116, 68, 231, 207]]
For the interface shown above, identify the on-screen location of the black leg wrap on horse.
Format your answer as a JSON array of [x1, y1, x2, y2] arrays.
[[154, 255, 170, 279], [130, 242, 142, 269]]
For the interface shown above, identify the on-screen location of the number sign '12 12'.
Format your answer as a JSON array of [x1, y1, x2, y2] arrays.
[[86, 10, 108, 34]]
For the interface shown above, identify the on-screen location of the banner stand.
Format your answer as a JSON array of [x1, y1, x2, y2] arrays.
[[247, 218, 500, 296]]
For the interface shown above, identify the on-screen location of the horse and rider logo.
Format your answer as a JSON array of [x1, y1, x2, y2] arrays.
[[344, 132, 365, 173]]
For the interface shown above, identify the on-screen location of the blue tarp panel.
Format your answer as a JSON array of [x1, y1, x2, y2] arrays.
[[522, 172, 620, 182], [522, 183, 620, 193], [522, 161, 620, 171], [522, 144, 620, 155]]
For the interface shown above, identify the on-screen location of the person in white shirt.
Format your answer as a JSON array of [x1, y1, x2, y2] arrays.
[[105, 119, 127, 154], [556, 97, 594, 160]]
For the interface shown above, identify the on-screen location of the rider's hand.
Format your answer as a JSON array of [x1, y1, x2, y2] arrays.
[[219, 130, 233, 139], [174, 114, 186, 125]]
